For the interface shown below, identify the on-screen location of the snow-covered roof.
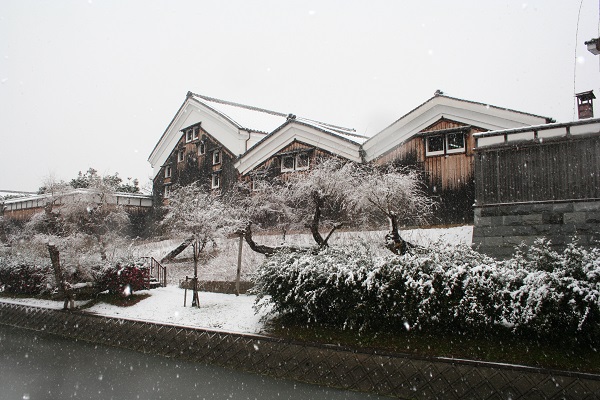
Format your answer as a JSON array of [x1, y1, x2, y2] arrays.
[[0, 190, 36, 199], [363, 94, 553, 162], [474, 117, 600, 148], [3, 189, 152, 212], [148, 92, 363, 179], [234, 119, 364, 175]]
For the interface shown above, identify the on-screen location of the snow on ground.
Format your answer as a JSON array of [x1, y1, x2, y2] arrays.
[[1, 286, 268, 334], [1, 226, 472, 335], [152, 225, 474, 285]]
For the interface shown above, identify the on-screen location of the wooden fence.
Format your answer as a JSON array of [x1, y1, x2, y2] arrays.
[[474, 121, 600, 206]]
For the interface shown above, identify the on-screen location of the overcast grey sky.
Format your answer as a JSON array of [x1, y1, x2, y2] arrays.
[[1, 0, 598, 192]]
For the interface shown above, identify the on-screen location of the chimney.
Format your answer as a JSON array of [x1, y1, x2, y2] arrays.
[[576, 90, 595, 119]]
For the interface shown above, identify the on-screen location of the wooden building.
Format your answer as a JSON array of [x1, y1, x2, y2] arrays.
[[362, 93, 552, 223], [149, 91, 551, 226]]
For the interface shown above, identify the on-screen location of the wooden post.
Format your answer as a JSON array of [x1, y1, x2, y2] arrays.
[[184, 276, 188, 307], [235, 234, 243, 296]]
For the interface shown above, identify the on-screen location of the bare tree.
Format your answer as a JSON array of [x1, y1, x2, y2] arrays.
[[352, 165, 435, 254], [162, 183, 236, 307], [234, 158, 361, 255], [24, 176, 131, 308]]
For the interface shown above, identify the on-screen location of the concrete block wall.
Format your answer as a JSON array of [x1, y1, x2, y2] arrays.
[[473, 200, 600, 259]]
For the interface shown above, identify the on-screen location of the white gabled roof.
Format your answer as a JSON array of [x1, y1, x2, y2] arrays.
[[149, 92, 363, 179], [363, 94, 552, 161], [234, 120, 363, 176], [148, 94, 272, 179]]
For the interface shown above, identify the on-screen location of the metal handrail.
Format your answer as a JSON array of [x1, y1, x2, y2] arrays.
[[142, 257, 167, 287]]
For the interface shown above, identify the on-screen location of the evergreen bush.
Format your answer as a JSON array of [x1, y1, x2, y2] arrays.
[[253, 239, 600, 342]]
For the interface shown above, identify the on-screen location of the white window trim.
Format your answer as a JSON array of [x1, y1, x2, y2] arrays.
[[425, 135, 445, 157], [164, 165, 172, 178], [445, 133, 466, 154], [177, 150, 185, 162], [212, 150, 221, 165], [185, 129, 193, 143], [192, 127, 199, 140], [211, 174, 220, 189], [295, 153, 310, 171], [198, 142, 206, 155], [281, 155, 296, 172], [163, 185, 171, 199]]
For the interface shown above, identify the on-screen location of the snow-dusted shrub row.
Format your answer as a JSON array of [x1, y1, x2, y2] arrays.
[[253, 239, 600, 340], [0, 262, 52, 295], [0, 256, 150, 296]]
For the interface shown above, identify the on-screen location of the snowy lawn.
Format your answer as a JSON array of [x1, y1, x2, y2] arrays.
[[0, 286, 268, 334]]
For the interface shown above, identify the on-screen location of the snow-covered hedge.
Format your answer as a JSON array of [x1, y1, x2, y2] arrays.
[[0, 261, 52, 295], [0, 253, 149, 297], [253, 239, 600, 341], [96, 262, 150, 295]]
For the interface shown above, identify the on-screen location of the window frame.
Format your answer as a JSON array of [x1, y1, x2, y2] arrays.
[[163, 185, 171, 199], [295, 153, 310, 171], [425, 135, 445, 156], [425, 130, 467, 157], [212, 150, 221, 165], [192, 127, 199, 141], [164, 165, 172, 178], [281, 155, 296, 172], [198, 142, 206, 155], [211, 173, 220, 189], [177, 149, 185, 163], [445, 131, 466, 154], [185, 129, 193, 143]]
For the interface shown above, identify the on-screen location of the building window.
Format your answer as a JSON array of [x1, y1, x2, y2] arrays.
[[281, 155, 295, 172], [426, 135, 445, 156], [446, 132, 465, 154], [251, 178, 264, 192], [212, 150, 221, 165], [177, 150, 185, 162], [193, 127, 199, 141], [164, 165, 172, 178], [163, 185, 171, 198], [211, 174, 220, 189], [198, 142, 206, 155], [185, 129, 193, 143], [281, 152, 310, 172], [296, 153, 310, 170], [425, 131, 466, 156]]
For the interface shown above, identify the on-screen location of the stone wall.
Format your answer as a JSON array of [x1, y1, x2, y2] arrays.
[[1, 302, 599, 399], [473, 199, 600, 259]]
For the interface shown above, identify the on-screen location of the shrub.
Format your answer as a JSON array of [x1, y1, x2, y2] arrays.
[[0, 261, 53, 295], [96, 262, 149, 295], [253, 240, 600, 342]]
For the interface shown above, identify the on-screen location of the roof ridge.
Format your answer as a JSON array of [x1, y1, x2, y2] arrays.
[[189, 92, 288, 118], [189, 92, 358, 135]]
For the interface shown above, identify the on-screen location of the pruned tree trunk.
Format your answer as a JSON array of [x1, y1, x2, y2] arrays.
[[241, 223, 302, 256], [47, 243, 74, 310], [161, 237, 194, 262], [310, 191, 326, 247], [385, 212, 414, 255], [308, 191, 340, 249], [95, 234, 108, 261]]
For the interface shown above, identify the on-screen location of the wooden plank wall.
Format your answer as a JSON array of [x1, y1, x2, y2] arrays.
[[475, 135, 600, 205], [375, 120, 482, 192]]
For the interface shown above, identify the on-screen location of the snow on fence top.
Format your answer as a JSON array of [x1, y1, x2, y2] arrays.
[[473, 117, 600, 148], [2, 189, 152, 212]]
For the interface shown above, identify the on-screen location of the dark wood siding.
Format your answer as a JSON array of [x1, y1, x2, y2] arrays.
[[153, 123, 238, 204], [475, 134, 600, 205], [374, 119, 484, 224], [242, 140, 341, 183]]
